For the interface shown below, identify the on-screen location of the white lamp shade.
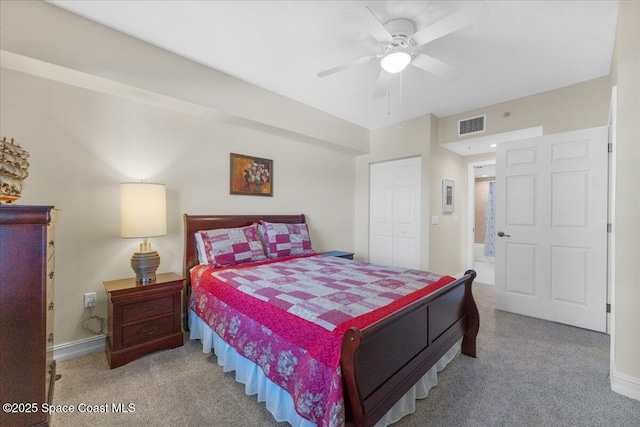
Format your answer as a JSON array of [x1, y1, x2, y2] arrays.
[[380, 51, 412, 74], [120, 182, 167, 238]]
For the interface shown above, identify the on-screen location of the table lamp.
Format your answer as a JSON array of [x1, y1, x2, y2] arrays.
[[120, 182, 167, 284]]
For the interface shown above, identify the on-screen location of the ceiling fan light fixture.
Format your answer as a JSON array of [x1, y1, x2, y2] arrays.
[[380, 51, 411, 73]]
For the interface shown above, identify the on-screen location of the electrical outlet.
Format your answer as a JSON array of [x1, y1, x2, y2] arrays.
[[84, 292, 96, 308]]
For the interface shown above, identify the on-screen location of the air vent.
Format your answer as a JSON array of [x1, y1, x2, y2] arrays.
[[458, 114, 486, 136]]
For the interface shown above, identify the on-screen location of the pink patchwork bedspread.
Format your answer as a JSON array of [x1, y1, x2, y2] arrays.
[[190, 254, 454, 427]]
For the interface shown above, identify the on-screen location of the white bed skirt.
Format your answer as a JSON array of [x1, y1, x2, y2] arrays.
[[189, 309, 460, 427]]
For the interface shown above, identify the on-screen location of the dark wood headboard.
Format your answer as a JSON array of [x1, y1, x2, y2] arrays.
[[183, 214, 306, 289]]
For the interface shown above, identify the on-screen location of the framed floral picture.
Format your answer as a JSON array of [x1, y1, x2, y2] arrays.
[[442, 179, 454, 213], [230, 153, 273, 196]]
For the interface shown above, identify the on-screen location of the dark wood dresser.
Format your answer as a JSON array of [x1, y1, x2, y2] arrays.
[[0, 205, 57, 427]]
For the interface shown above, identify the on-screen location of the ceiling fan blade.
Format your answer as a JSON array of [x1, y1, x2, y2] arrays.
[[317, 55, 377, 78], [360, 7, 393, 43], [372, 70, 392, 99], [411, 53, 463, 81], [412, 2, 488, 46]]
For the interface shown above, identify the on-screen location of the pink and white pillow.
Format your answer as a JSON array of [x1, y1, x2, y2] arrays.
[[195, 223, 267, 267], [260, 221, 314, 259]]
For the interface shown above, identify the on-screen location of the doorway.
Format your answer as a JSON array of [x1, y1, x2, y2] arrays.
[[467, 160, 496, 285]]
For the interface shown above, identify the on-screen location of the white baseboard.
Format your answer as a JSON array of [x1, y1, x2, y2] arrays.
[[53, 334, 106, 362], [611, 369, 640, 401]]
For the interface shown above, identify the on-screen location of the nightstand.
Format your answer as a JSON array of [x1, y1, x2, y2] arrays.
[[321, 251, 355, 260], [104, 272, 184, 369]]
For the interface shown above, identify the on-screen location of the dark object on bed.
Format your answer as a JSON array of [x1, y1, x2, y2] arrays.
[[183, 213, 478, 427]]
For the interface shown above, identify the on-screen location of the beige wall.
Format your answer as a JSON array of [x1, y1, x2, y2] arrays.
[[353, 113, 470, 276], [0, 0, 369, 155], [354, 115, 433, 270], [0, 0, 364, 348], [428, 114, 468, 274], [438, 76, 611, 144], [611, 0, 640, 391], [0, 69, 356, 346]]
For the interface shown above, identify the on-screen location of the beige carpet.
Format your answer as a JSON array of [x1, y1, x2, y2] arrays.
[[52, 283, 640, 426], [51, 338, 283, 426]]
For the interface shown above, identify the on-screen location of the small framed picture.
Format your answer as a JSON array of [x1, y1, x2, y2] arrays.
[[442, 179, 454, 213], [230, 153, 273, 196]]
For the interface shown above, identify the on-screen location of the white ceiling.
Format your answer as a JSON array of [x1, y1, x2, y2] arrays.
[[48, 1, 619, 130]]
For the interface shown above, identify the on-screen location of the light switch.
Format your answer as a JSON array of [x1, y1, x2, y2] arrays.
[[431, 216, 439, 225]]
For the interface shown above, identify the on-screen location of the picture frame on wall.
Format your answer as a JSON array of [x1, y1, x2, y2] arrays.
[[230, 153, 273, 196], [442, 179, 454, 213]]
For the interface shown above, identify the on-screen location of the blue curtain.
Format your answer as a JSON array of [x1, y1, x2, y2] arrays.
[[484, 180, 496, 257]]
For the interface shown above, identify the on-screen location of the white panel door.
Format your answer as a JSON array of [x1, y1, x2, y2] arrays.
[[369, 162, 394, 265], [369, 157, 421, 268], [495, 127, 608, 332], [393, 158, 421, 269]]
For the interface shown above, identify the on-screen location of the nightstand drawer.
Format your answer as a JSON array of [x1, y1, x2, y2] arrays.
[[122, 296, 173, 324], [122, 315, 174, 347]]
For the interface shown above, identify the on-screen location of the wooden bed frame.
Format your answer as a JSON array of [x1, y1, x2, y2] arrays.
[[183, 213, 479, 427]]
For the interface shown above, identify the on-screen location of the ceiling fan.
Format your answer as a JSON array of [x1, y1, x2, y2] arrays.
[[317, 3, 488, 98]]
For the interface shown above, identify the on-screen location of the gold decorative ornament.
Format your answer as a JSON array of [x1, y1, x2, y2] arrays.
[[0, 137, 30, 204]]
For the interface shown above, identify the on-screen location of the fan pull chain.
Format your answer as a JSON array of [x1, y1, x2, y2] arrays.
[[400, 71, 403, 107], [399, 72, 404, 128], [387, 86, 391, 116]]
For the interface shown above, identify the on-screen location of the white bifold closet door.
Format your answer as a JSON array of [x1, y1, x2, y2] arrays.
[[369, 157, 421, 269]]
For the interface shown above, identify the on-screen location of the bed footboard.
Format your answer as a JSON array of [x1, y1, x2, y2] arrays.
[[341, 270, 478, 427]]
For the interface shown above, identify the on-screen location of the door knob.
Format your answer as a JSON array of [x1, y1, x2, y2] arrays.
[[497, 231, 511, 237]]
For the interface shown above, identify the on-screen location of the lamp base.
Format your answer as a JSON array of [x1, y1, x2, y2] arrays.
[[131, 250, 160, 285]]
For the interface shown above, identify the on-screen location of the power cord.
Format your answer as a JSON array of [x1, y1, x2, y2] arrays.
[[82, 307, 107, 335]]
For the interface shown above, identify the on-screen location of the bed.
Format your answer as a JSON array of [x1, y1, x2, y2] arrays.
[[183, 214, 479, 427]]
